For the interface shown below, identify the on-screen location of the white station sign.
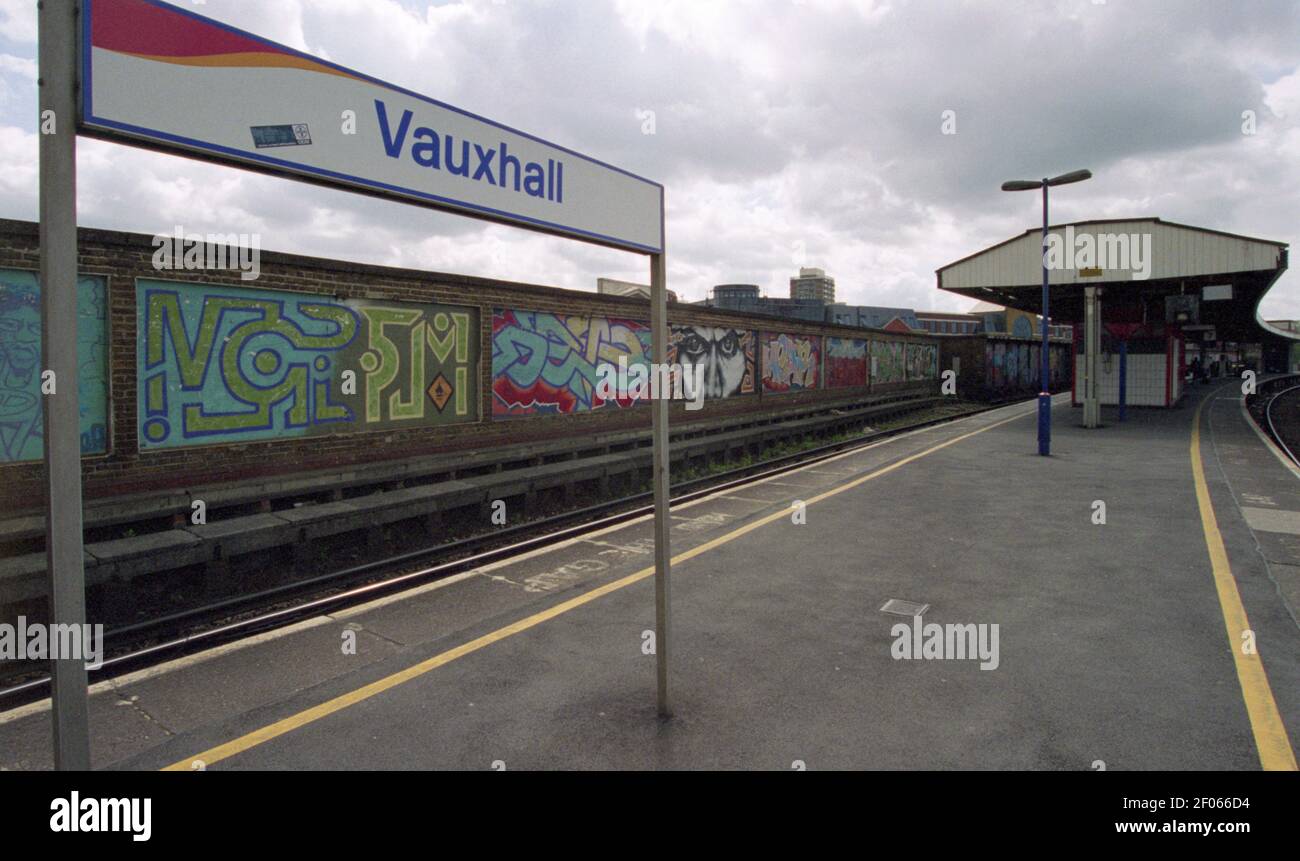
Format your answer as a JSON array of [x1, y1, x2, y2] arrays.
[[78, 0, 663, 254]]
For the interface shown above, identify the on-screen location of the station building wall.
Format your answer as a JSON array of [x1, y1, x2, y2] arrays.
[[0, 219, 939, 512], [1070, 329, 1185, 408]]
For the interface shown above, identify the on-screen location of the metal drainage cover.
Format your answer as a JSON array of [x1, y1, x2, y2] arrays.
[[880, 599, 929, 617]]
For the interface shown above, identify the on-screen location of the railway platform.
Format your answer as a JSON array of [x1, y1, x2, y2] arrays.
[[2, 382, 1296, 770]]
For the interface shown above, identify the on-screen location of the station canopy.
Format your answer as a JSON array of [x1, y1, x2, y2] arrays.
[[936, 218, 1290, 343]]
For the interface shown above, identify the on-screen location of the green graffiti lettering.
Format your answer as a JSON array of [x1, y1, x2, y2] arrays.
[[360, 307, 423, 422], [146, 292, 357, 435], [427, 311, 470, 364]]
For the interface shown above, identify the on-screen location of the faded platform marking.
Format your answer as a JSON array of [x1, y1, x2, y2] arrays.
[[1240, 507, 1300, 536]]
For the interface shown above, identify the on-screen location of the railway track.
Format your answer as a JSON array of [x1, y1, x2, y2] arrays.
[[0, 395, 1032, 709], [1246, 374, 1300, 465]]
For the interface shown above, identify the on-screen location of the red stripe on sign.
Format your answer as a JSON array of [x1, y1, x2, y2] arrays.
[[92, 0, 297, 60]]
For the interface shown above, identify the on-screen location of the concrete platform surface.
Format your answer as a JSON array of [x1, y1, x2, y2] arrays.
[[2, 385, 1296, 770]]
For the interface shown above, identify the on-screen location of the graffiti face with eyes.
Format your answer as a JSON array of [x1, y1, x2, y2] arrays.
[[674, 326, 749, 398], [0, 289, 41, 387]]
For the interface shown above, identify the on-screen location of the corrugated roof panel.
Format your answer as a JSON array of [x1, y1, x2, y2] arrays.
[[939, 219, 1284, 290]]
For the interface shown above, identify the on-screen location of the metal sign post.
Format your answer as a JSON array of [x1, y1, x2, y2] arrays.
[[39, 0, 91, 770], [36, 0, 672, 767], [649, 250, 671, 717]]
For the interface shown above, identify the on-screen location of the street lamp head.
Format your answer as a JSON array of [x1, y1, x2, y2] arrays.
[[1046, 168, 1092, 187], [1001, 179, 1042, 192]]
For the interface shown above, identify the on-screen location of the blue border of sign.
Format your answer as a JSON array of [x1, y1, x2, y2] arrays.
[[78, 0, 664, 255]]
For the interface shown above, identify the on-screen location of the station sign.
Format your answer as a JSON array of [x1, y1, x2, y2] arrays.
[[78, 0, 663, 254]]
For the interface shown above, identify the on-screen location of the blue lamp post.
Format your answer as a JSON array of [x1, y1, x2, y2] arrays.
[[1001, 169, 1092, 456]]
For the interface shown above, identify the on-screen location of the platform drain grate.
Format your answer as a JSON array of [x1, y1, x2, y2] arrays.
[[880, 598, 929, 617]]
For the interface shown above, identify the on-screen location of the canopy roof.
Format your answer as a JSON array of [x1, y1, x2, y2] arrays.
[[937, 218, 1289, 342]]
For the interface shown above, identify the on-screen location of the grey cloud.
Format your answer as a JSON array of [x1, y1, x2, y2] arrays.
[[0, 0, 1295, 316]]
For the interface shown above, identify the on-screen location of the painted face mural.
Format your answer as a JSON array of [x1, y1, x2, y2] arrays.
[[138, 279, 479, 449], [669, 325, 755, 398], [0, 270, 108, 462]]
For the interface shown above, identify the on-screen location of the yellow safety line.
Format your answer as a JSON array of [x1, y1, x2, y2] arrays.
[[1191, 396, 1297, 770], [165, 407, 1031, 771]]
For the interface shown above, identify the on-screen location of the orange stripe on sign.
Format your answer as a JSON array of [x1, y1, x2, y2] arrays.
[[112, 50, 361, 81]]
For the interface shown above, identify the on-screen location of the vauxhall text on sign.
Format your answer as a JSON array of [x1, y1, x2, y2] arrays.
[[78, 0, 664, 254]]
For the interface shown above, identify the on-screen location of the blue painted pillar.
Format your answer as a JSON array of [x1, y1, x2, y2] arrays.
[[1037, 183, 1051, 455]]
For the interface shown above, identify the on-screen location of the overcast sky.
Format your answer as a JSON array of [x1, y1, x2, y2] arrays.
[[1, 0, 1297, 318]]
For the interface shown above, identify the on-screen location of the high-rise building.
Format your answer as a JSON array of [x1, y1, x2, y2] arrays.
[[789, 267, 835, 303]]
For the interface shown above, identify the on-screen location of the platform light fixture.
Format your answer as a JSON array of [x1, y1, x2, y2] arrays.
[[1000, 169, 1092, 456]]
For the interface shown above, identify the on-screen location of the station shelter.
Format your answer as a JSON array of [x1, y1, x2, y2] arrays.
[[936, 218, 1292, 418]]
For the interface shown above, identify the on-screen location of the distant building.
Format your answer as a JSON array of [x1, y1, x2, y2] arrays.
[[790, 267, 836, 303], [706, 284, 825, 321], [711, 283, 762, 311], [760, 297, 827, 322], [596, 277, 677, 302], [969, 301, 1071, 339], [825, 305, 921, 331], [708, 283, 947, 333], [1265, 321, 1300, 372], [915, 310, 982, 335]]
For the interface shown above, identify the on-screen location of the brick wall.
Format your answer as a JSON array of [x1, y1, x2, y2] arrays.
[[0, 218, 939, 511]]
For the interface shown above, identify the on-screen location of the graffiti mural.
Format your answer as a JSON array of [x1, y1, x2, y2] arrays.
[[1050, 343, 1068, 387], [762, 332, 820, 392], [906, 342, 939, 381], [492, 308, 651, 416], [986, 341, 1007, 389], [825, 337, 867, 388], [871, 339, 906, 384], [138, 279, 478, 449], [0, 269, 108, 463], [984, 340, 1071, 393], [669, 325, 755, 399]]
